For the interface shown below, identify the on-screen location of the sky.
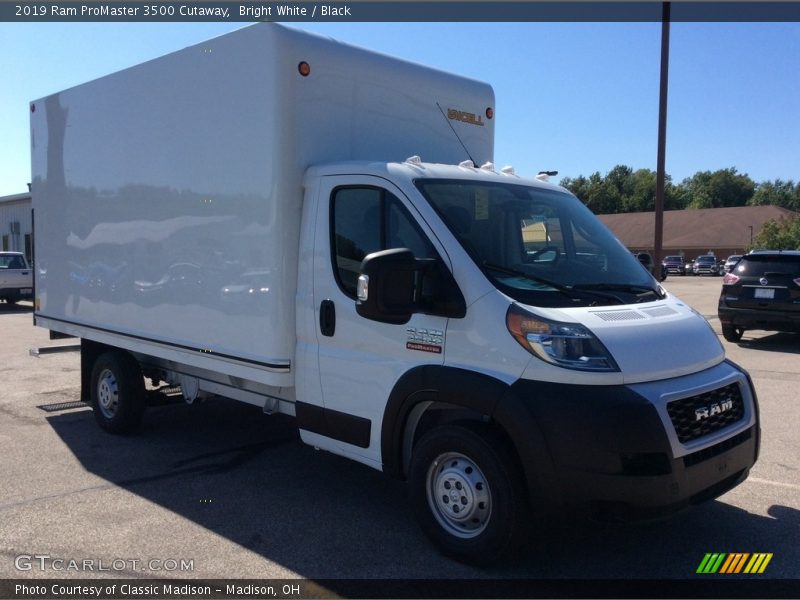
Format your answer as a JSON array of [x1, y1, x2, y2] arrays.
[[1, 19, 799, 198]]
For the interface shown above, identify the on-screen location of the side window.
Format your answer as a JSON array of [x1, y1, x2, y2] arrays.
[[332, 186, 435, 297]]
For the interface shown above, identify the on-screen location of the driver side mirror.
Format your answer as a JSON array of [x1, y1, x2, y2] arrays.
[[356, 248, 419, 324], [355, 248, 466, 324]]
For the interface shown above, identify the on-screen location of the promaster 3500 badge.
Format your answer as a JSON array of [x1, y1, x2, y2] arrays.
[[407, 327, 444, 354]]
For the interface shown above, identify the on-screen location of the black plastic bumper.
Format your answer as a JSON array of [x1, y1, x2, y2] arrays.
[[504, 377, 759, 519]]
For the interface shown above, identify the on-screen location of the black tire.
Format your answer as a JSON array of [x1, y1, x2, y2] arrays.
[[90, 351, 146, 433], [721, 324, 744, 343], [408, 424, 529, 565]]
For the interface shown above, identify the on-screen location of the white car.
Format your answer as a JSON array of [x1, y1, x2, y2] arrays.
[[723, 254, 743, 273], [0, 252, 33, 304]]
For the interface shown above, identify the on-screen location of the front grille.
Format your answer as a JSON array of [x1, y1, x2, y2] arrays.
[[667, 383, 745, 443], [683, 428, 753, 467]]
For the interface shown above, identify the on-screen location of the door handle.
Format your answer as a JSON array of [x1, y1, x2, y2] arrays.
[[320, 299, 336, 337]]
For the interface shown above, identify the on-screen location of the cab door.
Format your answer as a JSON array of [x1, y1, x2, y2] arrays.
[[302, 175, 451, 469]]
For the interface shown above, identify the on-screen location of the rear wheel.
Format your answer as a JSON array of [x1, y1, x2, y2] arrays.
[[90, 351, 146, 433], [721, 324, 744, 342], [409, 424, 528, 565]]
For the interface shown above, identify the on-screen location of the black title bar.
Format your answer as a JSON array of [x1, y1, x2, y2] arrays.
[[3, 578, 800, 599], [3, 2, 800, 22]]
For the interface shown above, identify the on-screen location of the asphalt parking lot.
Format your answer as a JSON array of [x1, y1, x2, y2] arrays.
[[0, 276, 798, 594]]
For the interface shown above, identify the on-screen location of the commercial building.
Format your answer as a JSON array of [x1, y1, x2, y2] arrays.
[[598, 205, 798, 259]]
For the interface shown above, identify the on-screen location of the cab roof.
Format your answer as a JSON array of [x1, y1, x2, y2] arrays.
[[306, 159, 567, 194]]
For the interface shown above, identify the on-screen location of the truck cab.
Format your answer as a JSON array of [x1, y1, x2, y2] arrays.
[[295, 159, 759, 562]]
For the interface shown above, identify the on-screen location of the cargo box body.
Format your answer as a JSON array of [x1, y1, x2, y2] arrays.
[[30, 23, 494, 386]]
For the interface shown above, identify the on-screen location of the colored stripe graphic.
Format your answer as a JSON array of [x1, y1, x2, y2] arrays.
[[696, 553, 713, 573], [720, 553, 749, 573], [697, 553, 772, 574], [697, 553, 726, 574], [744, 553, 773, 574]]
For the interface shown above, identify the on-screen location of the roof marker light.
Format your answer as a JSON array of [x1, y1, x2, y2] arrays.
[[480, 162, 495, 171], [486, 107, 494, 119], [458, 160, 475, 169], [405, 155, 422, 166], [500, 166, 515, 175], [536, 170, 558, 182], [298, 61, 311, 77]]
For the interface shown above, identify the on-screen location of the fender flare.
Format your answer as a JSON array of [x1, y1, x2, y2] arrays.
[[381, 365, 559, 508]]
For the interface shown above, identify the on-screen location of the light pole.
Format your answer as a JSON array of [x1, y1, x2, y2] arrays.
[[654, 2, 670, 270]]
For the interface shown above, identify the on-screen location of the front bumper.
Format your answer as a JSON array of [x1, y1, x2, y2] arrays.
[[0, 286, 33, 301], [506, 361, 759, 518]]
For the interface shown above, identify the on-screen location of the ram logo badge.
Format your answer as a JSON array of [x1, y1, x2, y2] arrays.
[[695, 398, 734, 421]]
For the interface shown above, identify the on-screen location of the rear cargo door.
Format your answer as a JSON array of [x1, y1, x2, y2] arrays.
[[305, 175, 449, 468]]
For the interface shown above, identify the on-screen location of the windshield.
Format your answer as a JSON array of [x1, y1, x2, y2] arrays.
[[415, 179, 660, 307], [0, 254, 28, 269]]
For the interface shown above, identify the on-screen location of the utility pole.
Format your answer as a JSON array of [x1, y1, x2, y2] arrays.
[[654, 2, 670, 270]]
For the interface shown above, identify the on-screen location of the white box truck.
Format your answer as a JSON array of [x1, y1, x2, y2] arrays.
[[31, 23, 759, 564]]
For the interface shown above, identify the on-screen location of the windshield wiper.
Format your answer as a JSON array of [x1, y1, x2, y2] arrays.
[[573, 283, 665, 301], [482, 263, 624, 305], [482, 262, 567, 291]]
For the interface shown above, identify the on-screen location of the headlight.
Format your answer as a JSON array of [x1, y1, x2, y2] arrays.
[[506, 304, 619, 372]]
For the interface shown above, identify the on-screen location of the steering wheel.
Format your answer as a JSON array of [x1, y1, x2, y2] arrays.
[[528, 245, 560, 263]]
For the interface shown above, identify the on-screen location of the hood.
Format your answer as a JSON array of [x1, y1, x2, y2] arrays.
[[540, 295, 725, 385]]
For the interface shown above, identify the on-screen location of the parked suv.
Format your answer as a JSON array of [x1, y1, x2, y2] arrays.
[[718, 250, 800, 341], [662, 255, 686, 275], [693, 255, 720, 276]]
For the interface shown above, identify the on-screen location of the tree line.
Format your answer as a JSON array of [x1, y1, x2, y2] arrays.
[[559, 166, 800, 215]]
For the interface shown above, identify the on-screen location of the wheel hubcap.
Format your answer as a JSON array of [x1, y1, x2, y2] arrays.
[[97, 368, 119, 419], [426, 452, 491, 538]]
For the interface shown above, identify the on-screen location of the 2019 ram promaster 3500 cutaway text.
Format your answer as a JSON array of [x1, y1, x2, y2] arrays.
[[31, 23, 759, 564]]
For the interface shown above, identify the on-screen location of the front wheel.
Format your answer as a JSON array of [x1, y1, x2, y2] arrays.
[[721, 324, 744, 342], [90, 351, 146, 433], [409, 424, 528, 565]]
